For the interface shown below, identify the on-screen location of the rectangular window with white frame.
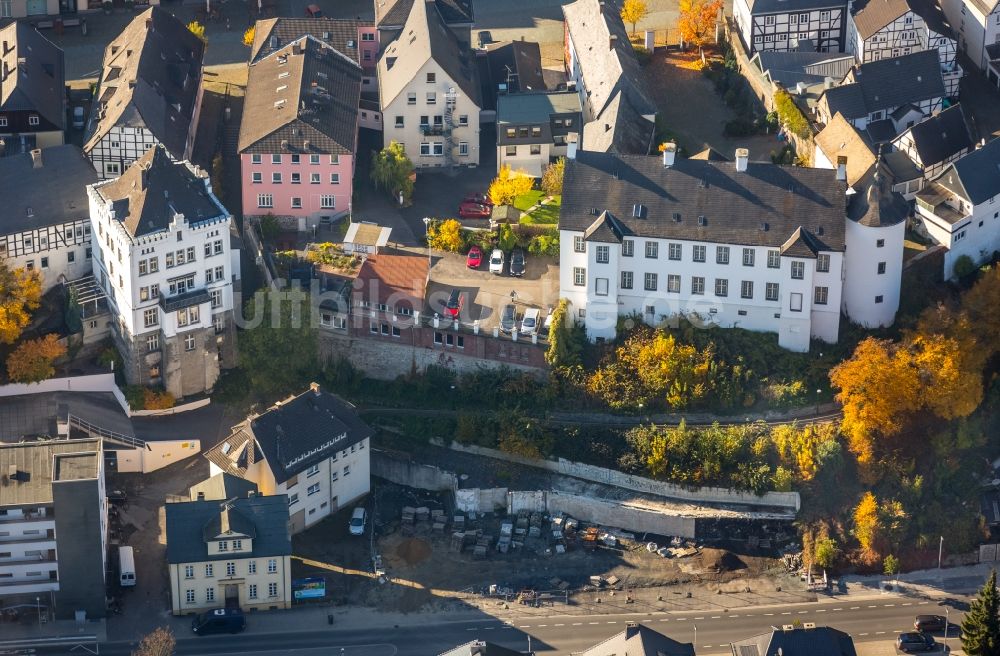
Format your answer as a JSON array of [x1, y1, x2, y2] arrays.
[[573, 267, 586, 286], [573, 236, 585, 253], [596, 245, 609, 263], [715, 278, 728, 297], [645, 241, 658, 258], [814, 286, 829, 305], [741, 280, 753, 299], [767, 250, 780, 268], [622, 239, 634, 257], [766, 282, 779, 301], [667, 274, 681, 293], [620, 271, 633, 289], [644, 272, 658, 291]]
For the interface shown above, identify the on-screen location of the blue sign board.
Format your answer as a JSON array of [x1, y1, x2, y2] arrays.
[[292, 577, 326, 600]]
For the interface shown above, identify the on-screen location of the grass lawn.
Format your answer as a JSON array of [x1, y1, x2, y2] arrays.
[[518, 195, 561, 225], [513, 190, 545, 212]]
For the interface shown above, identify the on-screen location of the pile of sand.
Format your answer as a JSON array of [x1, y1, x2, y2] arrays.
[[395, 537, 432, 566]]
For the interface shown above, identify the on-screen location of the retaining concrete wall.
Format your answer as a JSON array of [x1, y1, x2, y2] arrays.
[[507, 490, 697, 538], [116, 440, 201, 473], [0, 373, 118, 397], [372, 449, 458, 491], [130, 398, 211, 417], [450, 443, 800, 512], [455, 488, 508, 513], [508, 490, 547, 514]]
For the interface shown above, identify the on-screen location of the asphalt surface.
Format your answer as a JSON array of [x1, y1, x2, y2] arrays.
[[37, 595, 966, 656]]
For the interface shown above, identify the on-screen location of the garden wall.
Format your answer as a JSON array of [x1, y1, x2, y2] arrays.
[[372, 448, 458, 491], [450, 442, 800, 513], [116, 440, 201, 473]]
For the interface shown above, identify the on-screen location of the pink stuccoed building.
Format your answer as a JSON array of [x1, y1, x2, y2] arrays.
[[239, 34, 363, 231]]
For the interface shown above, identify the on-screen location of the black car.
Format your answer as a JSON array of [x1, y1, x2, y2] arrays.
[[510, 248, 526, 277], [896, 632, 936, 653], [191, 608, 246, 635], [914, 615, 947, 632]]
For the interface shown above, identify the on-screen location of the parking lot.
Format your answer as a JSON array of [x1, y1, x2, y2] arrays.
[[423, 250, 559, 334]]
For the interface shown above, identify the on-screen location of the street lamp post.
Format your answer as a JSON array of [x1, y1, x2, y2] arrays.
[[422, 218, 431, 272], [694, 624, 697, 650], [938, 536, 944, 570], [36, 596, 40, 626], [944, 607, 950, 651]]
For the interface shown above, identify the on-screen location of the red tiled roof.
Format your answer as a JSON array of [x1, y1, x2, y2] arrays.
[[354, 253, 427, 305]]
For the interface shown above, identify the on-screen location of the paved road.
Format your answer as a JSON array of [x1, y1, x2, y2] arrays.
[[28, 595, 965, 655]]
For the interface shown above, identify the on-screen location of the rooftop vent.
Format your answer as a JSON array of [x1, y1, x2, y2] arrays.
[[817, 225, 825, 235], [672, 212, 681, 222], [589, 207, 599, 215], [759, 222, 769, 231], [632, 203, 645, 218]]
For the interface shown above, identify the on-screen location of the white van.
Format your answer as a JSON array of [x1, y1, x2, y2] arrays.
[[119, 546, 136, 587], [520, 308, 540, 336]]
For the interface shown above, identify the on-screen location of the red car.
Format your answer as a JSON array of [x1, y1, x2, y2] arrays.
[[458, 201, 491, 219], [464, 192, 493, 207], [446, 289, 464, 318], [466, 245, 483, 269]]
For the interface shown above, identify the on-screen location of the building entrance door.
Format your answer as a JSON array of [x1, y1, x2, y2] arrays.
[[224, 585, 239, 608]]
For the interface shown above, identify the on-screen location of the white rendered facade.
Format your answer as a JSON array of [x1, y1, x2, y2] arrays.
[[558, 234, 844, 352], [915, 182, 1000, 278], [940, 0, 1000, 72], [0, 219, 94, 293], [168, 542, 292, 615], [842, 217, 906, 326]]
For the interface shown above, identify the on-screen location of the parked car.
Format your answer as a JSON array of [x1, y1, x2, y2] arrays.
[[510, 248, 526, 277], [446, 289, 464, 318], [466, 245, 483, 269], [489, 249, 505, 274], [458, 201, 491, 219], [499, 303, 517, 334], [464, 192, 493, 207], [896, 632, 936, 653], [71, 106, 85, 130], [191, 608, 245, 635], [520, 307, 540, 336], [543, 307, 554, 337], [914, 615, 947, 632], [349, 507, 366, 536]]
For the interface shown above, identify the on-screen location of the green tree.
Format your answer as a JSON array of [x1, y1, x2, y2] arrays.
[[882, 554, 900, 580], [488, 165, 534, 207], [953, 254, 978, 279], [962, 569, 1000, 656], [6, 334, 67, 383], [210, 152, 225, 201], [814, 538, 838, 571], [258, 214, 280, 242], [497, 223, 517, 251], [620, 0, 649, 35], [370, 141, 415, 205], [238, 289, 320, 397], [540, 158, 565, 196], [545, 299, 584, 369]]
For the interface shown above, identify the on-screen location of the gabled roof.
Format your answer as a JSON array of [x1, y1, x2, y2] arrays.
[[781, 225, 822, 258], [188, 473, 258, 501], [377, 0, 480, 109], [815, 112, 877, 186], [205, 386, 373, 485], [932, 137, 1000, 205], [92, 145, 227, 239], [895, 104, 974, 169], [437, 642, 523, 656], [581, 623, 694, 656], [0, 23, 65, 130], [848, 160, 911, 227], [822, 50, 945, 119], [484, 41, 546, 93], [560, 151, 847, 252], [731, 626, 857, 656], [747, 0, 847, 14], [755, 50, 855, 87], [0, 145, 97, 236], [239, 36, 362, 155], [250, 17, 373, 66], [584, 210, 626, 243], [581, 89, 656, 154], [84, 7, 204, 159], [375, 0, 474, 29], [851, 0, 955, 40], [164, 496, 291, 565], [563, 0, 657, 122]]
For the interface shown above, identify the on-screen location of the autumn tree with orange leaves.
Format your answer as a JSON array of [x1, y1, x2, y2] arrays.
[[678, 0, 723, 48], [6, 334, 66, 383], [0, 262, 42, 345]]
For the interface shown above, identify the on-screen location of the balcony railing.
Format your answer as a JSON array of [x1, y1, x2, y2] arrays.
[[420, 125, 449, 136]]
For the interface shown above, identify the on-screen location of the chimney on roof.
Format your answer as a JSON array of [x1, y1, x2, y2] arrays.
[[29, 149, 42, 169], [292, 41, 303, 56], [836, 156, 847, 181], [281, 139, 290, 151], [609, 34, 618, 50], [735, 148, 749, 173], [303, 139, 310, 151], [270, 35, 279, 49], [141, 161, 152, 188], [662, 142, 677, 168], [310, 382, 321, 396]]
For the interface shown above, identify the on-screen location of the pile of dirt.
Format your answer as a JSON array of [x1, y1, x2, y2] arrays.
[[395, 537, 432, 566], [701, 549, 747, 573]]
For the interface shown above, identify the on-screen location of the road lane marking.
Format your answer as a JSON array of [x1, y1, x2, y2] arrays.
[[695, 617, 705, 620], [867, 605, 878, 608], [902, 603, 913, 606], [859, 633, 869, 636], [554, 624, 564, 627], [850, 607, 860, 610], [816, 610, 827, 613], [919, 602, 930, 605], [537, 625, 547, 627], [731, 615, 740, 618], [764, 613, 775, 616], [607, 621, 617, 624], [797, 611, 808, 614], [781, 612, 792, 615], [572, 623, 582, 626], [519, 625, 531, 628], [876, 631, 886, 635], [677, 618, 688, 621], [711, 616, 721, 619], [589, 622, 600, 625], [833, 608, 843, 611], [884, 604, 895, 607]]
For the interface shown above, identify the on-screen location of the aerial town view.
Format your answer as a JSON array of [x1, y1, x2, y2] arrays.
[[3, 0, 1000, 653]]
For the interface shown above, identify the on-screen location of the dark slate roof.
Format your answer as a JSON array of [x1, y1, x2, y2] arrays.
[[581, 623, 695, 656], [755, 50, 855, 87], [0, 145, 97, 235], [731, 627, 857, 656], [93, 145, 227, 238], [584, 210, 626, 243], [0, 23, 65, 130], [188, 473, 259, 501], [377, 0, 480, 108], [484, 41, 546, 93], [438, 642, 523, 656], [848, 161, 910, 226], [205, 386, 373, 485], [934, 137, 1000, 205], [908, 0, 956, 39], [497, 91, 582, 145], [898, 104, 974, 168], [562, 0, 656, 154], [865, 118, 899, 144], [883, 148, 922, 182], [748, 0, 847, 14], [560, 151, 847, 251], [239, 36, 361, 155], [822, 50, 945, 119], [852, 0, 955, 40], [84, 7, 204, 159], [164, 496, 291, 565], [250, 17, 373, 66], [202, 505, 257, 541], [375, 0, 474, 28], [781, 226, 822, 257]]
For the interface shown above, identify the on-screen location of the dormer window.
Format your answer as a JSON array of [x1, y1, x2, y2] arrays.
[[28, 115, 39, 126], [218, 540, 228, 551], [232, 539, 243, 551]]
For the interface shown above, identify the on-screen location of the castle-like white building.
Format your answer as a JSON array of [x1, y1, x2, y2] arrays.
[[558, 146, 907, 352]]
